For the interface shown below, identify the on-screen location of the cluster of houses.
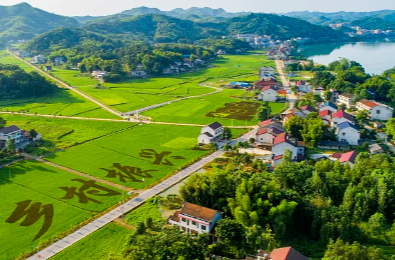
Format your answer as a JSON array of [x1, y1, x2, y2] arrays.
[[169, 202, 307, 260], [0, 125, 41, 150], [329, 24, 395, 38]]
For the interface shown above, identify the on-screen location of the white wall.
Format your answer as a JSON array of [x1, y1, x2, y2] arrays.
[[258, 89, 277, 102], [370, 106, 393, 121], [337, 128, 360, 146]]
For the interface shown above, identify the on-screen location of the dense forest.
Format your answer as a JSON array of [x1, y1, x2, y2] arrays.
[[351, 17, 395, 30], [0, 3, 79, 45], [0, 63, 58, 99]]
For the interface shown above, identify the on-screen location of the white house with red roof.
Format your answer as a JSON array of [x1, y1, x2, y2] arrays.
[[198, 122, 224, 145], [332, 110, 355, 127], [256, 127, 285, 149], [271, 133, 305, 164], [169, 202, 222, 234], [339, 150, 359, 167], [258, 86, 278, 102], [338, 93, 355, 108], [245, 246, 307, 260], [356, 99, 394, 121], [336, 122, 360, 146], [319, 110, 332, 125]]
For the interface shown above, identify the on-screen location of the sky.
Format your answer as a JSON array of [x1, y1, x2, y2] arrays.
[[1, 0, 394, 16]]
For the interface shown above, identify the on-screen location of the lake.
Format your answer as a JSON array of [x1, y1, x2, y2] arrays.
[[299, 40, 395, 75]]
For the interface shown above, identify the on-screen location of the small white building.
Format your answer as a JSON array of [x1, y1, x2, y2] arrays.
[[30, 55, 46, 64], [313, 87, 325, 96], [258, 86, 278, 102], [336, 122, 360, 146], [169, 202, 222, 234], [298, 84, 312, 93], [338, 93, 355, 108], [198, 122, 224, 145], [0, 125, 40, 149], [356, 99, 394, 121], [271, 133, 304, 161], [259, 66, 275, 78], [131, 70, 147, 77], [54, 57, 66, 65], [91, 70, 108, 79], [332, 110, 355, 128]]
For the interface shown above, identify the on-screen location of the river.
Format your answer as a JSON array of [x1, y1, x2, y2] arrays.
[[298, 39, 395, 75]]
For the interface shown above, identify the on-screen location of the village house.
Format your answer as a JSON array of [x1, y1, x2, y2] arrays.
[[338, 93, 355, 108], [53, 56, 66, 65], [259, 66, 275, 78], [226, 82, 249, 89], [17, 51, 30, 58], [30, 55, 46, 64], [318, 140, 351, 150], [332, 110, 355, 128], [256, 125, 285, 150], [131, 70, 147, 77], [283, 113, 295, 124], [254, 79, 280, 90], [319, 110, 332, 125], [368, 143, 384, 155], [169, 202, 222, 234], [356, 99, 394, 121], [323, 89, 340, 103], [336, 122, 360, 146], [339, 150, 359, 167], [245, 247, 308, 260], [258, 86, 278, 102], [44, 65, 52, 72], [319, 102, 338, 113], [217, 49, 226, 55], [260, 75, 277, 81], [0, 125, 40, 149], [298, 83, 312, 93], [91, 70, 109, 79], [271, 133, 305, 164], [198, 122, 224, 145], [299, 105, 317, 117], [194, 59, 205, 66], [313, 86, 325, 96]]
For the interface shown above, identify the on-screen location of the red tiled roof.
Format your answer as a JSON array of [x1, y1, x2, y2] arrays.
[[261, 85, 277, 92], [180, 203, 219, 222], [273, 132, 287, 145], [285, 113, 295, 119], [332, 153, 342, 159], [279, 89, 288, 95], [270, 247, 308, 260], [273, 155, 283, 160], [319, 110, 330, 117], [300, 105, 316, 112], [339, 150, 359, 164], [359, 100, 378, 109], [256, 128, 268, 136], [297, 141, 305, 147], [332, 110, 354, 121], [260, 119, 273, 126]]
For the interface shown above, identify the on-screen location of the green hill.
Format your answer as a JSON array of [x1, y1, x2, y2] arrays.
[[0, 2, 79, 45]]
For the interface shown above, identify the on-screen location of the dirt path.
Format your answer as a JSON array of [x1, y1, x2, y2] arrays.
[[8, 51, 123, 119], [113, 218, 135, 230]]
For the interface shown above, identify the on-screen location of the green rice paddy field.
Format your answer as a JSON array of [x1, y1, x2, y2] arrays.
[[46, 124, 212, 189], [0, 160, 123, 259]]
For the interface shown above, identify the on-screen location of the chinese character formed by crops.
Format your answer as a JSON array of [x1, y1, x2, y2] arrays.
[[101, 163, 157, 182], [60, 179, 121, 204], [6, 200, 54, 240], [139, 149, 186, 166]]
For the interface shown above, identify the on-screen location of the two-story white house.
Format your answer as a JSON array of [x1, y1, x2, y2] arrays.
[[91, 70, 108, 79], [336, 122, 360, 146], [198, 122, 224, 145], [0, 125, 27, 148], [332, 110, 355, 128], [131, 70, 147, 77], [169, 202, 222, 234], [338, 93, 355, 108], [256, 126, 285, 150], [30, 55, 47, 64], [259, 66, 275, 78], [258, 86, 278, 102], [356, 99, 394, 121], [271, 133, 305, 161]]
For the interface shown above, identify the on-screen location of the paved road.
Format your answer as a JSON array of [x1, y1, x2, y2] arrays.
[[8, 51, 123, 118], [275, 59, 297, 111]]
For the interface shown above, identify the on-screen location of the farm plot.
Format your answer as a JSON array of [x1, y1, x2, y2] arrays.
[[143, 89, 285, 126], [0, 160, 123, 259], [46, 124, 207, 189]]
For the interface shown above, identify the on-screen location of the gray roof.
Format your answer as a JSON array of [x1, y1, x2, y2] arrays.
[[0, 125, 20, 134], [319, 140, 350, 147], [207, 122, 223, 130]]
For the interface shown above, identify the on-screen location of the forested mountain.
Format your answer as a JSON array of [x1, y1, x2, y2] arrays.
[[0, 2, 79, 45], [351, 17, 395, 30], [285, 10, 395, 25]]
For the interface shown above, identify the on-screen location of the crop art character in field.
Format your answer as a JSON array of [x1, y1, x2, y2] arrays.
[[101, 163, 157, 182], [6, 200, 54, 240], [60, 179, 121, 204], [139, 149, 185, 166]]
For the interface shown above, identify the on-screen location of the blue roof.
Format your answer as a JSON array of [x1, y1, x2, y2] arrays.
[[324, 102, 338, 109], [338, 122, 358, 131], [183, 54, 191, 58], [230, 82, 249, 87]]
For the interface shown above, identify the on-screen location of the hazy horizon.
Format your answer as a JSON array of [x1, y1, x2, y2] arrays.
[[1, 0, 394, 17]]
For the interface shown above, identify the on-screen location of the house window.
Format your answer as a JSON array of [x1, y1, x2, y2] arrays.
[[192, 221, 197, 226], [376, 110, 381, 114], [181, 218, 186, 222], [342, 133, 346, 136], [201, 225, 207, 231]]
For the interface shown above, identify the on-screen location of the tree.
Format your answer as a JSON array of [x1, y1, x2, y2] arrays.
[[284, 116, 305, 140], [338, 103, 347, 111], [146, 217, 153, 229], [323, 239, 383, 260], [29, 129, 38, 139], [223, 143, 230, 151], [386, 118, 395, 138], [210, 142, 219, 151], [323, 90, 332, 102], [0, 116, 6, 128], [136, 222, 146, 234], [6, 138, 15, 153], [258, 102, 272, 121], [368, 213, 386, 237], [222, 127, 232, 140], [356, 110, 370, 123]]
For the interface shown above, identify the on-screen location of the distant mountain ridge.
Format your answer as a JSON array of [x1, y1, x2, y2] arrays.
[[74, 6, 251, 24], [284, 10, 395, 25], [0, 2, 79, 44]]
